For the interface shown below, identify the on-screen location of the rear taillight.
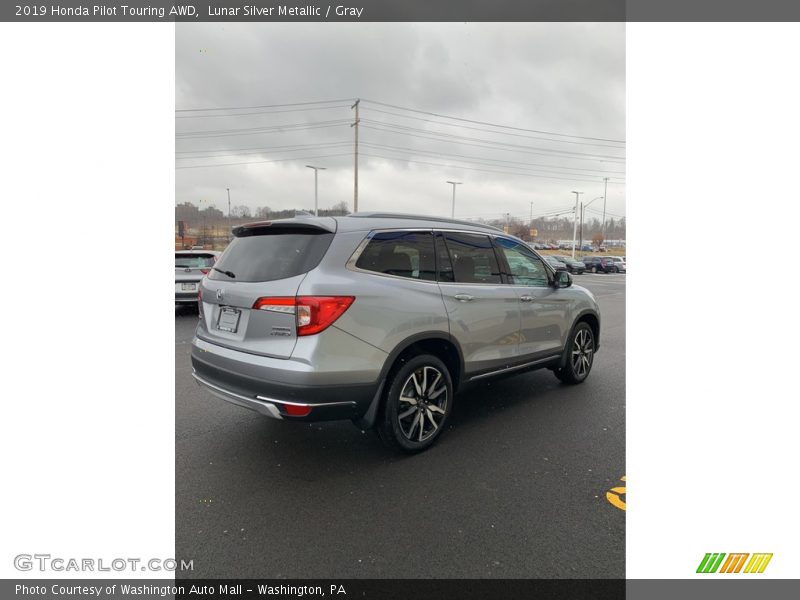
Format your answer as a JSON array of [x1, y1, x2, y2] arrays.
[[252, 296, 355, 336], [282, 403, 312, 417], [200, 268, 210, 275]]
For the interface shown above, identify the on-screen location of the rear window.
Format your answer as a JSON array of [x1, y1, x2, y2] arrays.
[[355, 231, 436, 281], [175, 253, 216, 268], [208, 231, 333, 282]]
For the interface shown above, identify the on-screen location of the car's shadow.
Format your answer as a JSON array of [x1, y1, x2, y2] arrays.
[[188, 367, 586, 481]]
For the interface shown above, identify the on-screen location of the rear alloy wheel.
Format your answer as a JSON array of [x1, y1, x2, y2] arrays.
[[554, 322, 595, 384], [591, 266, 598, 273], [378, 354, 452, 453]]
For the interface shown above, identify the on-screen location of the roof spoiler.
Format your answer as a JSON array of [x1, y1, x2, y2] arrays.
[[231, 217, 336, 237]]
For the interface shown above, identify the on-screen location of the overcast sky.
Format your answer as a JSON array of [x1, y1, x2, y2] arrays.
[[176, 23, 625, 224]]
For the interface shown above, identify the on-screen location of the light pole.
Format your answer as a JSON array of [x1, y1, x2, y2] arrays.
[[446, 181, 462, 218], [580, 196, 603, 251], [306, 165, 327, 216], [570, 191, 583, 259], [226, 187, 231, 241]]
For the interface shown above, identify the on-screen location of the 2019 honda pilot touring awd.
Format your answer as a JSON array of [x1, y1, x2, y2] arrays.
[[191, 213, 600, 452]]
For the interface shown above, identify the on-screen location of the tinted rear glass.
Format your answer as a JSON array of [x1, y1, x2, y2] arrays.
[[208, 231, 333, 282], [175, 253, 216, 268]]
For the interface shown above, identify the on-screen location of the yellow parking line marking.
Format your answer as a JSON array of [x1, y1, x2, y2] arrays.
[[606, 475, 626, 511]]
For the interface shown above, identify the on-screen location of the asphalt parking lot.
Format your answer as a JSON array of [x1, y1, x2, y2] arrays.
[[175, 273, 625, 578]]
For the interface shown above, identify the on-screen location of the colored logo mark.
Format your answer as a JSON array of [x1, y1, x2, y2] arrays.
[[696, 553, 773, 574]]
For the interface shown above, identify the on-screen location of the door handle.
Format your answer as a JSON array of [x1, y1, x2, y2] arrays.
[[520, 295, 534, 302], [454, 294, 474, 302]]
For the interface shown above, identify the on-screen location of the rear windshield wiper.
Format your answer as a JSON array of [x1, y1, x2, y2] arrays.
[[212, 267, 236, 278]]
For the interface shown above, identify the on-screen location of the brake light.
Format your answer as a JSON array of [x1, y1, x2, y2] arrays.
[[200, 268, 210, 275], [252, 296, 355, 336], [295, 296, 355, 336]]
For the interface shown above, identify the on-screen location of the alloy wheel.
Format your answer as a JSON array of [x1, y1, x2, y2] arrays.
[[570, 328, 594, 378], [397, 366, 448, 443]]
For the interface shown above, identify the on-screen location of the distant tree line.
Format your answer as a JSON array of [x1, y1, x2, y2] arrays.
[[175, 201, 351, 228]]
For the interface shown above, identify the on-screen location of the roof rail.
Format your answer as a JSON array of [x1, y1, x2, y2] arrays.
[[346, 212, 502, 232]]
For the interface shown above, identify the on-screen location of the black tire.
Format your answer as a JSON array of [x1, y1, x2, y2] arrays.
[[591, 266, 597, 273], [554, 322, 595, 384], [377, 354, 453, 453]]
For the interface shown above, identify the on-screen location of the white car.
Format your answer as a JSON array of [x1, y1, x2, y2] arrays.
[[609, 256, 626, 273]]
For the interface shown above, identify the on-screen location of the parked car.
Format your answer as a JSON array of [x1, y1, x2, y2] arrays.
[[582, 256, 618, 273], [175, 250, 219, 306], [609, 256, 626, 273], [552, 255, 586, 274], [581, 244, 593, 252], [543, 255, 568, 271], [192, 214, 601, 452]]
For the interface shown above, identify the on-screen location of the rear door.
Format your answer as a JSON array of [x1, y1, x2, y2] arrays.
[[437, 231, 521, 375], [197, 221, 335, 359]]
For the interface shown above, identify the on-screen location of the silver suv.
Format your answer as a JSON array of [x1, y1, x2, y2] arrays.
[[192, 213, 600, 452]]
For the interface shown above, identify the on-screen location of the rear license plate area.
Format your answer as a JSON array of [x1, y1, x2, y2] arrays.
[[217, 307, 241, 333], [181, 282, 197, 291]]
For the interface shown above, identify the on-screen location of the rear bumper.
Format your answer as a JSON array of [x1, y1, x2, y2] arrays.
[[191, 335, 383, 422], [175, 292, 200, 303]]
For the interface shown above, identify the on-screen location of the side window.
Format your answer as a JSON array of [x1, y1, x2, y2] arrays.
[[494, 237, 549, 287], [442, 232, 502, 284], [354, 231, 436, 281]]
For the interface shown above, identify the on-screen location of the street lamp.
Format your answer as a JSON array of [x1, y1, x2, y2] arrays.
[[580, 196, 603, 251], [570, 191, 583, 259], [446, 181, 462, 218], [306, 165, 327, 216]]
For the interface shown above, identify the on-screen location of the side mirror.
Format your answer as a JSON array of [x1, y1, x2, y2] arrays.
[[555, 270, 572, 288]]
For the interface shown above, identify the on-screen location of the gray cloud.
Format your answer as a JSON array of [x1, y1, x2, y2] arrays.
[[176, 23, 625, 223]]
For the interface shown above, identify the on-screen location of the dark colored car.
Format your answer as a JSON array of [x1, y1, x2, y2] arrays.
[[543, 255, 568, 271], [552, 255, 586, 274], [582, 256, 618, 273]]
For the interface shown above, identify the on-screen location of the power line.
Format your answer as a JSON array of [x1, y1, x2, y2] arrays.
[[359, 143, 624, 181], [360, 153, 618, 184], [176, 121, 351, 140], [360, 98, 625, 144], [360, 121, 626, 162], [176, 142, 352, 160], [175, 104, 351, 119], [175, 98, 355, 113], [360, 106, 625, 149], [176, 119, 352, 138], [359, 141, 626, 177], [175, 140, 351, 155], [175, 152, 353, 170]]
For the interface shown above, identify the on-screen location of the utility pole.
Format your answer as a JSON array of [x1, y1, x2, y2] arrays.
[[446, 181, 462, 218], [579, 202, 584, 251], [602, 176, 608, 241], [306, 165, 326, 216], [530, 201, 534, 241], [571, 191, 583, 259], [351, 99, 360, 213]]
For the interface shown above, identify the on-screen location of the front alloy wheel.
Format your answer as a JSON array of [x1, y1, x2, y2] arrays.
[[378, 355, 452, 452], [554, 322, 595, 384]]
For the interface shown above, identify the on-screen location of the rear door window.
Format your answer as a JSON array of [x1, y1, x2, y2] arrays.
[[209, 230, 333, 282], [355, 231, 436, 281], [441, 232, 502, 284]]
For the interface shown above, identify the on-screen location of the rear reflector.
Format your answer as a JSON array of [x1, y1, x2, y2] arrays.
[[252, 296, 354, 336], [282, 403, 312, 417]]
